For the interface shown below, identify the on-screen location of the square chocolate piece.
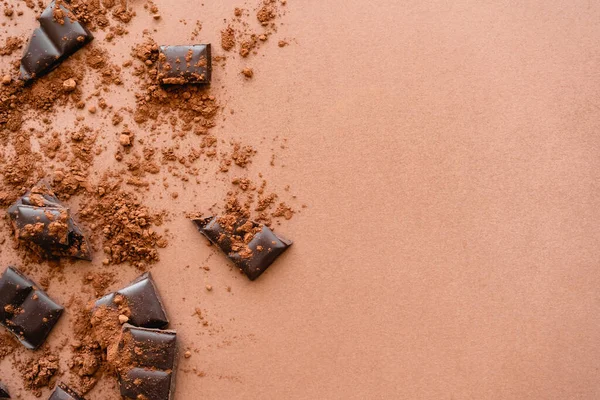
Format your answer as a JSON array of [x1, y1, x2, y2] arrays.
[[20, 0, 93, 81], [94, 272, 169, 329], [117, 324, 178, 400], [193, 216, 292, 281], [157, 45, 211, 85], [0, 266, 64, 349], [49, 383, 85, 400], [7, 181, 92, 261]]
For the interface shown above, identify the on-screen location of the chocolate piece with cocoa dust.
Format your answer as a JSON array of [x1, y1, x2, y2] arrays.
[[20, 0, 93, 81], [7, 181, 92, 261], [0, 266, 63, 349], [157, 45, 212, 85], [193, 216, 292, 280], [115, 324, 178, 400], [94, 272, 169, 329], [49, 383, 86, 400]]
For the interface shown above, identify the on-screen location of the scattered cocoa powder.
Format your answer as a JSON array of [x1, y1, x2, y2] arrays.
[[19, 350, 60, 397], [83, 271, 116, 297], [221, 26, 236, 51], [78, 173, 166, 268], [0, 37, 23, 56]]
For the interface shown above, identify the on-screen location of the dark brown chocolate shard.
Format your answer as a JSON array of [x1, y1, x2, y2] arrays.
[[192, 216, 292, 281], [0, 382, 9, 399], [94, 272, 169, 329], [19, 0, 93, 82], [49, 383, 85, 400], [117, 324, 177, 400], [157, 45, 211, 85], [7, 181, 92, 261], [0, 266, 64, 350]]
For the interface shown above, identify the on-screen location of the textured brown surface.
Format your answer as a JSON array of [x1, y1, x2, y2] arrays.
[[1, 0, 600, 399]]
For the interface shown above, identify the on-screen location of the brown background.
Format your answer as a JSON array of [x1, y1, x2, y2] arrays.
[[2, 0, 600, 398]]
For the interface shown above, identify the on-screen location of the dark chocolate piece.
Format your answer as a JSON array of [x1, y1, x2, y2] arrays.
[[20, 0, 93, 82], [49, 383, 85, 400], [157, 45, 211, 85], [117, 324, 177, 400], [94, 272, 168, 329], [0, 382, 9, 399], [0, 266, 63, 349], [7, 181, 92, 261], [192, 216, 292, 281]]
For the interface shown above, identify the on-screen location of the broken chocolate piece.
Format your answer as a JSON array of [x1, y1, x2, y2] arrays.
[[192, 216, 292, 281], [7, 181, 92, 261], [0, 266, 63, 350], [94, 272, 168, 329], [116, 324, 177, 400], [49, 383, 85, 400], [0, 382, 9, 399], [20, 0, 93, 82], [157, 44, 211, 85]]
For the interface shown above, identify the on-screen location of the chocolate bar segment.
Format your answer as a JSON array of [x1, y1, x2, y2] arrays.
[[20, 0, 93, 82], [157, 45, 211, 85], [49, 383, 85, 400], [94, 272, 168, 329], [116, 324, 177, 400], [7, 181, 92, 261], [193, 216, 292, 281], [0, 266, 64, 349], [0, 382, 9, 399]]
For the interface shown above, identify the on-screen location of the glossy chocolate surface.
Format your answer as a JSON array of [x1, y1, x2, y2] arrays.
[[0, 266, 63, 349], [0, 382, 9, 399], [48, 383, 85, 400], [117, 324, 177, 400], [20, 0, 93, 81], [7, 181, 92, 261], [94, 272, 169, 329], [157, 45, 211, 84], [193, 216, 292, 280]]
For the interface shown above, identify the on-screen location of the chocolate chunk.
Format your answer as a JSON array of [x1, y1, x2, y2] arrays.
[[49, 383, 85, 400], [20, 0, 93, 82], [95, 272, 168, 329], [157, 44, 211, 85], [7, 181, 92, 261], [193, 216, 292, 280], [0, 382, 9, 399], [0, 266, 63, 349], [116, 324, 177, 400]]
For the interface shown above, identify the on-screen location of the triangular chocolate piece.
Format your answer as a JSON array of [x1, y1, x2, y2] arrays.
[[7, 181, 92, 261], [20, 0, 93, 82], [94, 272, 169, 329]]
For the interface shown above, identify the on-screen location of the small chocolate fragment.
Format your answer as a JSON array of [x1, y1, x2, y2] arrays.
[[20, 0, 93, 82], [192, 216, 292, 281], [94, 272, 168, 329], [0, 382, 9, 399], [7, 181, 92, 261], [157, 44, 211, 85], [0, 266, 63, 349], [49, 383, 85, 400], [117, 324, 177, 400]]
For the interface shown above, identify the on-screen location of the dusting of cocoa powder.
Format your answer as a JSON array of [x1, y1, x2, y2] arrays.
[[18, 350, 60, 397], [79, 173, 167, 268]]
